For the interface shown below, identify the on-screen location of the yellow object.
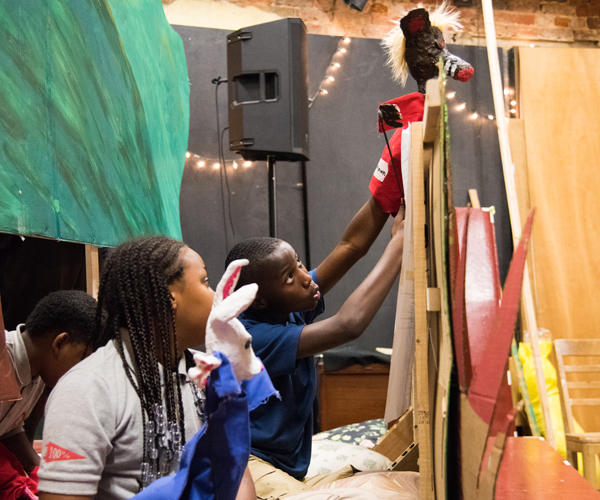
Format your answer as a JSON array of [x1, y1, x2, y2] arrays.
[[518, 341, 597, 480]]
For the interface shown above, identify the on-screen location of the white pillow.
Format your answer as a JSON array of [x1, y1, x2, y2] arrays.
[[307, 440, 392, 478]]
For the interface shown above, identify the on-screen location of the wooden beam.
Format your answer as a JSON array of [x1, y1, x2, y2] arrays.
[[468, 189, 481, 209], [85, 245, 100, 299], [373, 407, 414, 461], [411, 121, 434, 499], [480, 0, 555, 449], [423, 79, 441, 143]]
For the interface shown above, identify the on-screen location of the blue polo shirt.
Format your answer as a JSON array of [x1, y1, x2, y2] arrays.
[[239, 269, 325, 480]]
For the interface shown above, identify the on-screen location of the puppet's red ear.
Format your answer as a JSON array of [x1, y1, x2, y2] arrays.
[[400, 8, 431, 37]]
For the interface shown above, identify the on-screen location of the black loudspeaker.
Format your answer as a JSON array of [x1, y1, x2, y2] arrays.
[[227, 18, 309, 162]]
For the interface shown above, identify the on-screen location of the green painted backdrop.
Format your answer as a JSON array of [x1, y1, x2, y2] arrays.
[[0, 0, 189, 246]]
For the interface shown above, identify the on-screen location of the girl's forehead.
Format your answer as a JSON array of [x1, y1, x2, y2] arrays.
[[180, 246, 204, 267]]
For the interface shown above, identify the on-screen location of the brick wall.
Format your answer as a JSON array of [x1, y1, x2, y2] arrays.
[[163, 0, 600, 45]]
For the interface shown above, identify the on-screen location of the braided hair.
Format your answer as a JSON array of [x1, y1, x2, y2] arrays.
[[225, 237, 281, 289], [94, 236, 187, 487]]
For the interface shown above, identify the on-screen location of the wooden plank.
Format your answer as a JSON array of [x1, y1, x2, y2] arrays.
[[411, 121, 433, 500], [570, 399, 600, 406], [423, 79, 441, 143], [555, 340, 600, 356], [480, 0, 555, 449], [426, 288, 441, 312], [468, 189, 481, 209], [85, 244, 100, 299], [565, 365, 600, 373], [385, 125, 417, 424], [568, 382, 600, 389], [373, 407, 414, 461], [428, 78, 453, 500]]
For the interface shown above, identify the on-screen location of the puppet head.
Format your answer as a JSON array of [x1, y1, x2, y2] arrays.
[[189, 259, 263, 386], [382, 2, 473, 94]]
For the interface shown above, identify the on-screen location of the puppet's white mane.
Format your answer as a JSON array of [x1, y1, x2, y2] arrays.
[[381, 1, 463, 86]]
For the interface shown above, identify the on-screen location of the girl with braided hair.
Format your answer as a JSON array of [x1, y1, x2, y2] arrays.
[[37, 236, 256, 500]]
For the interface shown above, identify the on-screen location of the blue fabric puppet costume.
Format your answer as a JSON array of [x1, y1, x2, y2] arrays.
[[134, 352, 277, 500]]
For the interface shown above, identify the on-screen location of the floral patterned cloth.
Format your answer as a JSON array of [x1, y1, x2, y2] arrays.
[[313, 419, 387, 449]]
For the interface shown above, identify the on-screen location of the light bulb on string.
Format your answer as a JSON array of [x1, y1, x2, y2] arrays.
[[244, 161, 252, 167], [197, 160, 205, 168], [213, 163, 220, 170], [332, 62, 341, 68], [338, 48, 347, 54], [321, 89, 328, 95], [510, 100, 517, 106], [185, 152, 191, 158], [510, 109, 517, 114], [503, 88, 510, 96], [233, 161, 238, 169], [470, 112, 478, 120], [327, 76, 335, 82], [447, 91, 456, 99], [488, 115, 494, 120], [457, 102, 466, 111], [344, 37, 351, 43]]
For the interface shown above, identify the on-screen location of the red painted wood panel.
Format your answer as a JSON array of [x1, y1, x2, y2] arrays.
[[496, 437, 600, 499]]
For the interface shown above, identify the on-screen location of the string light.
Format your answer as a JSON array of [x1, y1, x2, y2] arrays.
[[447, 90, 502, 122], [529, 43, 535, 47], [186, 152, 256, 171], [309, 36, 351, 108], [504, 88, 510, 96], [510, 100, 517, 106], [510, 109, 517, 114], [185, 152, 191, 158]]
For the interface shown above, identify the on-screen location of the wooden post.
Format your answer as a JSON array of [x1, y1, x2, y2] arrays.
[[480, 0, 555, 449], [412, 121, 434, 499], [85, 244, 100, 299]]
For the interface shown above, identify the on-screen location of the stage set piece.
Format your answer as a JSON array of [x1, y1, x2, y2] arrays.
[[373, 2, 600, 499]]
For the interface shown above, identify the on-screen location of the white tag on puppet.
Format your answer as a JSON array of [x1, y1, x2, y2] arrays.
[[188, 259, 263, 386]]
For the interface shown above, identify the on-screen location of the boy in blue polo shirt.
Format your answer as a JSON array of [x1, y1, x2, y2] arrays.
[[225, 196, 405, 493]]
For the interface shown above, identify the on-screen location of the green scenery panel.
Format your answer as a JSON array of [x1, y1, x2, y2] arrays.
[[0, 0, 189, 246]]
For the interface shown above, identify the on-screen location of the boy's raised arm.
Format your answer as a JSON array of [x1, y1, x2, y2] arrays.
[[315, 196, 390, 296], [298, 206, 405, 359]]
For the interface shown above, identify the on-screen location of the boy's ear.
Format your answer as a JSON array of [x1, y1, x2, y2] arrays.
[[51, 332, 70, 354]]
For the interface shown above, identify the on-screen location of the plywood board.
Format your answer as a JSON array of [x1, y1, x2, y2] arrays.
[[0, 1, 189, 245], [518, 47, 600, 432]]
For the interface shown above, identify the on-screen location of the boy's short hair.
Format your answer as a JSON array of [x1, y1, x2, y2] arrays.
[[225, 237, 282, 289], [25, 290, 99, 346]]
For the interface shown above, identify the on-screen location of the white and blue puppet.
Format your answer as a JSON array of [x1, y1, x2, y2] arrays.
[[134, 260, 278, 500], [369, 1, 473, 215]]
